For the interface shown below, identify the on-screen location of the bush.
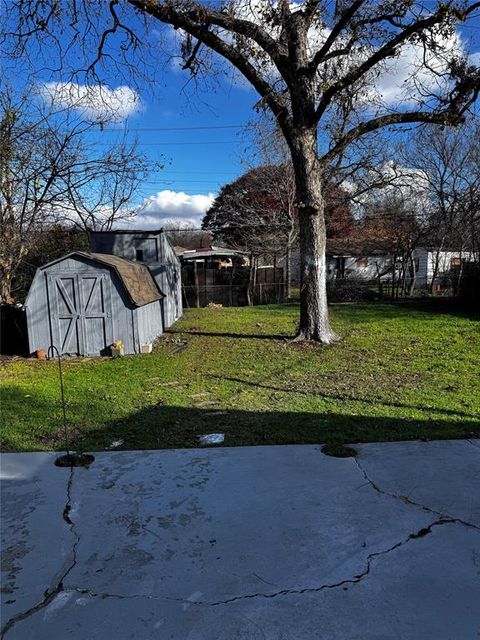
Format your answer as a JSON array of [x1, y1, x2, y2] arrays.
[[0, 304, 28, 355], [457, 262, 480, 311], [327, 279, 379, 302]]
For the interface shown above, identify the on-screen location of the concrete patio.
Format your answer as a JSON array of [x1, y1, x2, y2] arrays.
[[1, 440, 479, 639]]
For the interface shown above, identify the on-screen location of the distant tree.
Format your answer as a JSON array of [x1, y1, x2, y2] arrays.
[[6, 1, 480, 340], [162, 221, 212, 250], [0, 86, 149, 302], [361, 191, 427, 296], [401, 120, 480, 291], [203, 165, 353, 296], [12, 225, 88, 303], [203, 164, 297, 295], [324, 183, 354, 239]]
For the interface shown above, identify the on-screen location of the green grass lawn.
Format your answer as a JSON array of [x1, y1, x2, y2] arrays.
[[1, 303, 479, 452]]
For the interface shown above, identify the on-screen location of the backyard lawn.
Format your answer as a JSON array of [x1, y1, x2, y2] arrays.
[[1, 303, 479, 452]]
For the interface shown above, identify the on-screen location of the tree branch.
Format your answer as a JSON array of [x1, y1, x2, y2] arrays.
[[320, 99, 477, 166], [315, 2, 480, 121], [127, 0, 293, 135], [309, 0, 365, 71]]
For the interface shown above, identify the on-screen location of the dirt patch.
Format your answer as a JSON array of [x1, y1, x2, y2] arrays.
[[38, 426, 83, 450], [54, 453, 95, 468], [321, 443, 357, 458]]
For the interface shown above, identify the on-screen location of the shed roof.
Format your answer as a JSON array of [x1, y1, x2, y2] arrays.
[[40, 252, 164, 307]]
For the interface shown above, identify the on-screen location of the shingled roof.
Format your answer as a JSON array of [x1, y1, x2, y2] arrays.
[[87, 253, 164, 306], [41, 252, 164, 307]]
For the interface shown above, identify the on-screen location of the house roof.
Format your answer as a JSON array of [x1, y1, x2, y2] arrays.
[[89, 229, 165, 235], [39, 252, 164, 307], [326, 238, 395, 257], [179, 245, 245, 260], [173, 245, 187, 255]]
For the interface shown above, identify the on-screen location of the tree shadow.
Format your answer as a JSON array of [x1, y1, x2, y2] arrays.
[[168, 329, 289, 340], [378, 299, 479, 320], [208, 374, 479, 421], [1, 386, 478, 453], [328, 301, 480, 323]]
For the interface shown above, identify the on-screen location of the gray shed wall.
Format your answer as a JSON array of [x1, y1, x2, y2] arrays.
[[90, 231, 183, 327], [26, 255, 163, 356]]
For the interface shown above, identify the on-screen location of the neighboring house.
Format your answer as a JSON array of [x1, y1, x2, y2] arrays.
[[326, 239, 394, 282], [283, 239, 393, 285], [285, 239, 473, 289], [26, 252, 164, 356], [89, 229, 183, 328], [413, 247, 474, 288]]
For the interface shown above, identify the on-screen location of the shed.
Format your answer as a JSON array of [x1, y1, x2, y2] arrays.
[[89, 229, 182, 328], [25, 252, 164, 356]]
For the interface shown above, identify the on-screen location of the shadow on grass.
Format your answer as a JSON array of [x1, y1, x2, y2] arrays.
[[168, 329, 289, 340], [341, 299, 479, 319], [208, 375, 479, 421], [2, 386, 479, 453], [391, 298, 479, 317], [170, 302, 479, 340]]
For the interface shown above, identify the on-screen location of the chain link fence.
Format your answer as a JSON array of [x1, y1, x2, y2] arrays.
[[182, 282, 287, 308]]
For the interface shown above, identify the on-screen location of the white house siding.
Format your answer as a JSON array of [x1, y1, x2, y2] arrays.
[[282, 244, 474, 289], [340, 256, 393, 281], [414, 248, 429, 288], [426, 251, 473, 282]]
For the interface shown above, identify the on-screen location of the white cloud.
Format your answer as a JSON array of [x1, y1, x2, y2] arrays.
[[123, 190, 216, 229], [469, 51, 480, 66], [39, 82, 141, 123], [373, 29, 465, 106]]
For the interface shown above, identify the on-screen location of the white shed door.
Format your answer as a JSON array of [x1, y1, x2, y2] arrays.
[[48, 272, 113, 355]]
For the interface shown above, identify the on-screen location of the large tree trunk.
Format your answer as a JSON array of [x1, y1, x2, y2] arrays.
[[290, 131, 339, 343]]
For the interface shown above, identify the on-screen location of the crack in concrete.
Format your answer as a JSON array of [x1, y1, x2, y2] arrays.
[[1, 467, 80, 639], [4, 446, 478, 632], [59, 519, 458, 609], [353, 457, 479, 531], [200, 518, 456, 606]]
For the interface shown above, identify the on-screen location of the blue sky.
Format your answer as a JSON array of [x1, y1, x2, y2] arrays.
[[7, 3, 480, 229], [84, 71, 257, 202], [34, 56, 266, 228]]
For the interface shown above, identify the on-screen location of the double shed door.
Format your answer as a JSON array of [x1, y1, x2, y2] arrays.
[[47, 271, 113, 355]]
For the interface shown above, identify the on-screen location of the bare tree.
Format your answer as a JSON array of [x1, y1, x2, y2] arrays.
[[361, 191, 428, 297], [0, 86, 149, 302], [5, 1, 480, 340], [162, 221, 212, 249], [401, 120, 480, 291]]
